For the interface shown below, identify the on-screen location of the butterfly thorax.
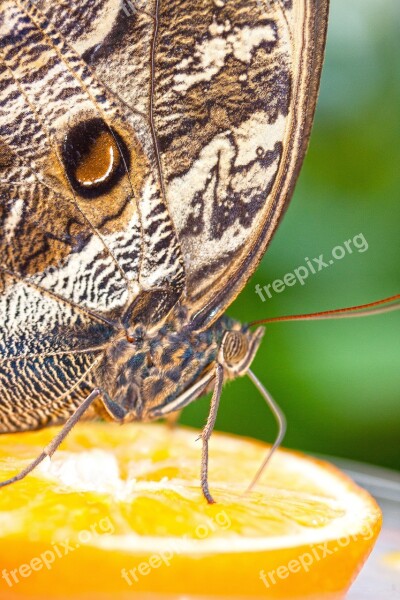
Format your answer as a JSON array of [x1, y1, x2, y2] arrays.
[[95, 308, 263, 423]]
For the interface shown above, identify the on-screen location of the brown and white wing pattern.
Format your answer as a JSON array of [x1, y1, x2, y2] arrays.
[[0, 0, 185, 319], [154, 0, 329, 325], [0, 0, 185, 429], [51, 0, 328, 326]]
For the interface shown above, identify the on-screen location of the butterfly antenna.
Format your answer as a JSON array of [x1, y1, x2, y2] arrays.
[[250, 293, 400, 326], [245, 369, 286, 493]]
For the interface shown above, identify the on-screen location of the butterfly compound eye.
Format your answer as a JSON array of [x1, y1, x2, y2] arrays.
[[62, 118, 129, 198], [221, 331, 249, 366]]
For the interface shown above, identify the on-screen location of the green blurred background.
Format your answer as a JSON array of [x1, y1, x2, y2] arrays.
[[181, 0, 400, 471]]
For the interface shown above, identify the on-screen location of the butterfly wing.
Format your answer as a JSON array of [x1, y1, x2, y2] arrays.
[[37, 0, 328, 328], [153, 0, 330, 326], [0, 0, 185, 428]]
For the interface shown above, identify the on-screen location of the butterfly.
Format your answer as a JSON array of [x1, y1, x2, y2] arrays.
[[0, 0, 398, 503]]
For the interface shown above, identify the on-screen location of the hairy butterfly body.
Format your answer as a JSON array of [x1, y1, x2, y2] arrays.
[[0, 0, 331, 501]]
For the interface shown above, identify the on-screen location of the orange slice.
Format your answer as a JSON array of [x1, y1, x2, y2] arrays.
[[0, 423, 381, 599]]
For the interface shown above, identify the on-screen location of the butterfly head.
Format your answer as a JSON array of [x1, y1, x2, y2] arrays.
[[217, 321, 265, 379]]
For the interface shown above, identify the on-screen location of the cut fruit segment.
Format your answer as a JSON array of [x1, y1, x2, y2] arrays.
[[0, 423, 381, 599]]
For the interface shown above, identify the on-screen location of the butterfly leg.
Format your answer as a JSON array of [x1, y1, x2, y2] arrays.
[[200, 364, 224, 504], [0, 387, 125, 489], [165, 410, 182, 429]]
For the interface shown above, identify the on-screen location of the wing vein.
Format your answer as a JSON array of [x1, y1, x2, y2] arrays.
[[0, 265, 116, 328], [0, 347, 105, 365]]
